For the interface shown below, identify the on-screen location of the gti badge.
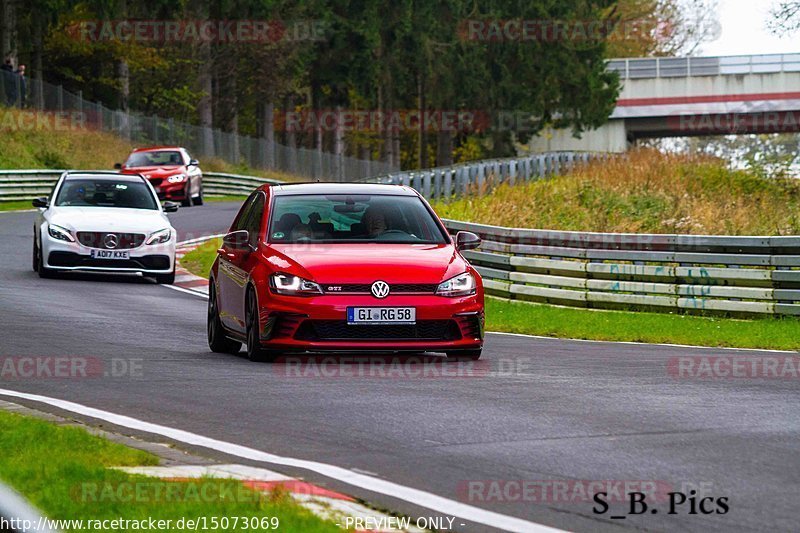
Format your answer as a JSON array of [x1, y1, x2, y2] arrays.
[[371, 280, 390, 299], [103, 234, 119, 249]]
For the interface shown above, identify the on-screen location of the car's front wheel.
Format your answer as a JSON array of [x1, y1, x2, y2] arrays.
[[246, 290, 278, 362], [194, 182, 204, 206], [153, 264, 175, 284], [446, 348, 482, 361], [35, 236, 55, 278], [182, 180, 194, 207], [208, 284, 241, 354], [32, 234, 38, 272]]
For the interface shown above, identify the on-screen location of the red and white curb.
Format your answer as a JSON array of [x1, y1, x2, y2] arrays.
[[172, 235, 222, 296], [115, 464, 424, 532]]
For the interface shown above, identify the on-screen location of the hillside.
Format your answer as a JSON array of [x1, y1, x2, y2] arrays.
[[0, 107, 290, 179], [433, 150, 800, 236]]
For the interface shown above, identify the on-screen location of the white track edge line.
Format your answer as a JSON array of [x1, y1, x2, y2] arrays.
[[160, 283, 797, 354], [0, 389, 565, 533]]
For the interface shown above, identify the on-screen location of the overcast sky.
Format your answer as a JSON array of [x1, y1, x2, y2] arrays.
[[700, 0, 799, 56]]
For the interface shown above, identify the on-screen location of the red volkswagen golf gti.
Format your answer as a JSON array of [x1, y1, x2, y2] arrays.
[[208, 183, 485, 362]]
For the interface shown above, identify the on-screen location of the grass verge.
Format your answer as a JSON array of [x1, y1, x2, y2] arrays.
[[0, 200, 34, 212], [0, 410, 341, 532], [181, 240, 800, 351], [487, 297, 800, 351], [180, 238, 222, 278]]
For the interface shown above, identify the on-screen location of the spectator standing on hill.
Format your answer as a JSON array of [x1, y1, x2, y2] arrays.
[[15, 64, 27, 107], [1, 58, 15, 106]]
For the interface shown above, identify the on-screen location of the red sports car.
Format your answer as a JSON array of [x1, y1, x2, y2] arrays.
[[116, 146, 204, 206], [208, 183, 485, 362]]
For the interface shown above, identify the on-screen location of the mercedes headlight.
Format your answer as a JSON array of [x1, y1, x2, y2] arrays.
[[436, 272, 476, 297], [47, 224, 74, 242], [146, 228, 172, 245]]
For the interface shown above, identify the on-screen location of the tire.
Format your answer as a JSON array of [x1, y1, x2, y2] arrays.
[[194, 182, 204, 206], [37, 241, 55, 279], [246, 290, 278, 362], [446, 348, 482, 361], [32, 234, 38, 272], [154, 271, 175, 284], [208, 284, 242, 354], [181, 181, 194, 207]]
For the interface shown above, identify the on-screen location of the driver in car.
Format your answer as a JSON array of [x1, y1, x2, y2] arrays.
[[363, 206, 387, 237], [63, 184, 87, 206]]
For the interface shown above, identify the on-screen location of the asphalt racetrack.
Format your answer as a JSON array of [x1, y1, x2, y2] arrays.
[[1, 203, 797, 532]]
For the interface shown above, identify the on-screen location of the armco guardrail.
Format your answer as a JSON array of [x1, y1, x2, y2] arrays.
[[443, 219, 800, 316], [367, 152, 595, 200], [0, 170, 284, 201]]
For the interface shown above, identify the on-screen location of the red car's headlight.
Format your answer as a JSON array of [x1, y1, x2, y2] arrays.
[[436, 272, 476, 297], [270, 273, 323, 296]]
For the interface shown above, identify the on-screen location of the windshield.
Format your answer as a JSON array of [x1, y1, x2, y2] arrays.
[[269, 194, 448, 244], [125, 151, 184, 167], [55, 178, 159, 210]]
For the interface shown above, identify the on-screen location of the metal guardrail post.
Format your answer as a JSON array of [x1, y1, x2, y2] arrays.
[[443, 168, 452, 201]]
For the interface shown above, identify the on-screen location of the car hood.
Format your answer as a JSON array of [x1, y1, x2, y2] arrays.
[[48, 207, 170, 234], [121, 166, 184, 179], [265, 243, 466, 284]]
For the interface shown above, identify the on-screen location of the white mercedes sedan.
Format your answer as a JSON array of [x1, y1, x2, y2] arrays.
[[32, 171, 178, 284]]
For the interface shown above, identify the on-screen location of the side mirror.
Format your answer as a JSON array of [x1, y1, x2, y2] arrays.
[[456, 231, 481, 252], [32, 197, 49, 208], [113, 163, 122, 170], [162, 201, 180, 213], [223, 230, 251, 250], [188, 159, 199, 167]]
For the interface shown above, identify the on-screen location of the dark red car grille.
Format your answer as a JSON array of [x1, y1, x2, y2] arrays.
[[294, 320, 461, 341], [77, 232, 145, 249], [322, 283, 438, 294]]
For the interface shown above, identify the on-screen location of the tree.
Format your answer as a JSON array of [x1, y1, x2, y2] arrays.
[[769, 1, 800, 35]]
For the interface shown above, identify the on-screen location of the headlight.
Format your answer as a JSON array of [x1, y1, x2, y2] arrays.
[[167, 174, 187, 183], [270, 273, 322, 296], [145, 228, 172, 245], [47, 224, 74, 242], [436, 272, 476, 297]]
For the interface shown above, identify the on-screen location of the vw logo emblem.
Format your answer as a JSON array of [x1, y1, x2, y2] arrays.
[[103, 233, 119, 249], [370, 280, 390, 299]]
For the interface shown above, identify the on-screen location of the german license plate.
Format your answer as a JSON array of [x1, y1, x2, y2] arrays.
[[347, 307, 416, 325], [90, 249, 130, 260]]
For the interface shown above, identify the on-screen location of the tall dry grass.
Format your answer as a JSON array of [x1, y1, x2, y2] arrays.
[[433, 150, 800, 235]]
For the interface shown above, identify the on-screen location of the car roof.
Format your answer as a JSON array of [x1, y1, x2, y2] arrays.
[[268, 182, 419, 196], [131, 146, 184, 152], [64, 172, 146, 182]]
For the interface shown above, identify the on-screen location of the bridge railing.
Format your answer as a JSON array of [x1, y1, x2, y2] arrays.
[[607, 53, 800, 79], [444, 219, 800, 316]]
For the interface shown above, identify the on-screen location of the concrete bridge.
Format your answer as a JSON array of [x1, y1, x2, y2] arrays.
[[530, 53, 800, 152]]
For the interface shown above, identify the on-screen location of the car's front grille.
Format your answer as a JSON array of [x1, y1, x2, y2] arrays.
[[48, 251, 170, 270], [294, 320, 461, 341], [322, 283, 438, 294], [148, 177, 163, 186], [77, 232, 145, 250]]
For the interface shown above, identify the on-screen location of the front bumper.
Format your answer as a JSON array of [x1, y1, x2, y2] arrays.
[[255, 292, 484, 352], [151, 180, 187, 201], [43, 232, 175, 274]]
